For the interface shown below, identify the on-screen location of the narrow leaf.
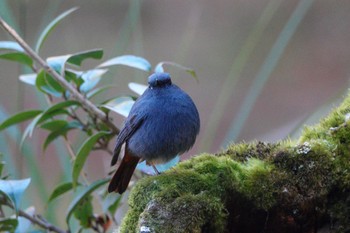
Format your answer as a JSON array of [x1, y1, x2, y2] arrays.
[[47, 55, 71, 74], [72, 132, 110, 187], [0, 161, 5, 177], [35, 7, 79, 52], [40, 119, 68, 131], [128, 82, 148, 96], [73, 195, 93, 228], [28, 100, 80, 136], [19, 73, 36, 86], [98, 55, 151, 72], [43, 121, 82, 151], [0, 110, 42, 131], [86, 85, 117, 99], [79, 69, 108, 93], [102, 192, 122, 214], [102, 96, 135, 117], [45, 100, 81, 114], [48, 182, 74, 203], [0, 218, 18, 231], [154, 61, 198, 81], [0, 52, 33, 67], [65, 69, 83, 85], [20, 101, 80, 144], [46, 49, 103, 75], [0, 41, 24, 52], [46, 74, 65, 93], [67, 49, 103, 66], [66, 178, 109, 224], [35, 70, 63, 97], [0, 178, 31, 213], [20, 114, 43, 147]]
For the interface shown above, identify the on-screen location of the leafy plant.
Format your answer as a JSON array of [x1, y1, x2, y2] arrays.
[[0, 8, 196, 232]]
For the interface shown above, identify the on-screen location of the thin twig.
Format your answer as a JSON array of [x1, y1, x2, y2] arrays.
[[0, 16, 119, 134], [18, 210, 67, 233], [0, 205, 4, 218], [63, 137, 76, 160]]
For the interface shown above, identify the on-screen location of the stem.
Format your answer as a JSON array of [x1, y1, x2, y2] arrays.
[[18, 210, 67, 233], [0, 17, 119, 134], [63, 138, 76, 160], [0, 205, 4, 218]]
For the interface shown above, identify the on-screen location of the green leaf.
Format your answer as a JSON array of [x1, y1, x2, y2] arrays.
[[46, 74, 65, 93], [35, 7, 79, 52], [0, 41, 24, 52], [40, 119, 69, 131], [45, 100, 81, 114], [73, 195, 93, 228], [20, 101, 81, 145], [46, 49, 103, 75], [102, 96, 135, 118], [79, 69, 108, 93], [65, 69, 83, 85], [19, 73, 36, 86], [0, 109, 42, 131], [35, 70, 64, 97], [0, 52, 33, 67], [154, 61, 198, 81], [98, 55, 151, 72], [20, 114, 43, 147], [72, 132, 110, 187], [48, 182, 74, 203], [46, 55, 71, 74], [128, 82, 147, 96], [66, 178, 109, 224], [86, 85, 117, 100], [0, 161, 5, 178], [42, 121, 82, 151], [67, 49, 103, 66], [0, 218, 18, 231], [102, 192, 122, 215], [0, 178, 31, 213]]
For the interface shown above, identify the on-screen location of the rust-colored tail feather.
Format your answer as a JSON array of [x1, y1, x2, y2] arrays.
[[108, 150, 140, 194]]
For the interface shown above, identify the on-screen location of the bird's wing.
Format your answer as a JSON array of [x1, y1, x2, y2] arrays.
[[111, 114, 144, 166]]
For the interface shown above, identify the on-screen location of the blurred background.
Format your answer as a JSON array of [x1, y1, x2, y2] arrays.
[[1, 0, 350, 228]]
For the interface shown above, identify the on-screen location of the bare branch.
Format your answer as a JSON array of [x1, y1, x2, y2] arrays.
[[0, 17, 119, 134], [18, 210, 67, 233]]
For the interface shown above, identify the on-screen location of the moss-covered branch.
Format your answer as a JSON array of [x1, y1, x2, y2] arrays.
[[120, 92, 350, 233]]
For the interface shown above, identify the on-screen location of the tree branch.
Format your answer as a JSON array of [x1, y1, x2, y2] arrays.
[[0, 17, 119, 134], [18, 210, 67, 233]]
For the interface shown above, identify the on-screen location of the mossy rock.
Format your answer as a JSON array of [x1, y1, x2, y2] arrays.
[[119, 91, 350, 233]]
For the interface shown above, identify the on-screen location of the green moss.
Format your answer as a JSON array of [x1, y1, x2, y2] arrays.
[[120, 153, 281, 232], [120, 209, 141, 233], [122, 155, 237, 232], [239, 159, 276, 209], [137, 193, 226, 233], [120, 92, 350, 232]]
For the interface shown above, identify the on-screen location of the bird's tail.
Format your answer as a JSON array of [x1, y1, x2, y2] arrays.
[[108, 150, 140, 194]]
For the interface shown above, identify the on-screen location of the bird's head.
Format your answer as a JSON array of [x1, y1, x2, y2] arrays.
[[148, 72, 172, 88]]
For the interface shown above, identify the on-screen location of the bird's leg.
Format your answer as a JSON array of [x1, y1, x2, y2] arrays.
[[146, 160, 161, 175], [151, 163, 161, 175]]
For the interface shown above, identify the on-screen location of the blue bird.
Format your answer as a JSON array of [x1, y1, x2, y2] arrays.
[[108, 72, 200, 194]]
